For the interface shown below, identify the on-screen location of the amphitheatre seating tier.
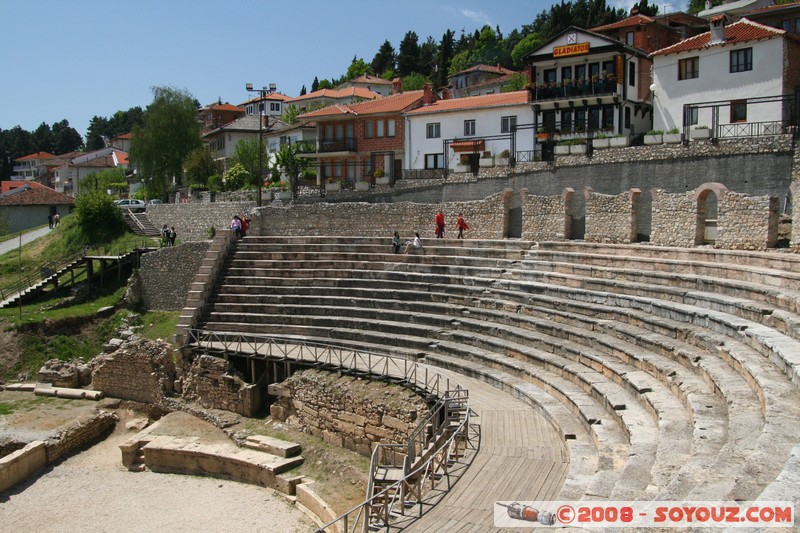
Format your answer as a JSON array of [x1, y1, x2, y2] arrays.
[[194, 236, 800, 510]]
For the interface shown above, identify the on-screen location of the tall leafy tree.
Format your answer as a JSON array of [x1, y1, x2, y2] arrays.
[[311, 77, 320, 92], [299, 85, 307, 96], [52, 120, 84, 154], [418, 36, 438, 78], [230, 137, 268, 187], [346, 57, 372, 80], [371, 40, 396, 76], [472, 25, 507, 67], [183, 147, 218, 189], [129, 86, 201, 200], [511, 32, 543, 68], [435, 30, 455, 88], [397, 31, 420, 76], [32, 123, 55, 154]]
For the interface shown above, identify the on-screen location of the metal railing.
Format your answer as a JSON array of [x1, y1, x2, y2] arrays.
[[401, 169, 445, 180], [318, 138, 357, 153], [716, 120, 796, 139], [181, 330, 474, 532]]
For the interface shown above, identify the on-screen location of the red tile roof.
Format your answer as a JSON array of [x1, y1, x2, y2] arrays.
[[747, 0, 800, 14], [651, 18, 788, 56], [238, 92, 293, 106], [451, 64, 516, 77], [591, 14, 655, 31], [288, 86, 382, 103], [347, 74, 393, 85], [1, 180, 49, 193], [0, 183, 75, 207], [404, 91, 530, 115], [210, 103, 244, 112], [299, 90, 424, 119], [16, 152, 56, 162]]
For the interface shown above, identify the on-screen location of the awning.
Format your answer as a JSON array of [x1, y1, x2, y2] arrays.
[[450, 140, 485, 153]]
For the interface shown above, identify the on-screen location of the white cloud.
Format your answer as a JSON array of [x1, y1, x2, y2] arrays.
[[444, 7, 492, 27]]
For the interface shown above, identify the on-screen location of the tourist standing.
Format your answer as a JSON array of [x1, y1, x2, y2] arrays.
[[435, 210, 445, 238], [169, 226, 177, 246]]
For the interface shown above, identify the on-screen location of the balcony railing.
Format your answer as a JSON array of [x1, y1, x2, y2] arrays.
[[532, 79, 618, 101], [402, 169, 445, 180], [317, 137, 357, 153], [716, 120, 797, 139]]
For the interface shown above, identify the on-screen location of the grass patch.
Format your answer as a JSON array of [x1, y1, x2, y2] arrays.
[[0, 285, 126, 325], [0, 402, 13, 415], [137, 311, 180, 341], [0, 396, 59, 415]]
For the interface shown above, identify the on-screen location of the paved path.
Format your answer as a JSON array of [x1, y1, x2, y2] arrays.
[[0, 226, 53, 257]]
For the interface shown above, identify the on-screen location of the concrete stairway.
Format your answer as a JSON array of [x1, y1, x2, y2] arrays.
[[123, 211, 161, 237], [195, 236, 800, 512]]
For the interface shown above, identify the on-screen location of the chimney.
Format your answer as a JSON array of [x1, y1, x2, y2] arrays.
[[709, 15, 726, 44], [392, 77, 402, 94], [422, 83, 435, 105], [441, 87, 451, 100]]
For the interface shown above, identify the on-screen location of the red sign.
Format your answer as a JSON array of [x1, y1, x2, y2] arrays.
[[553, 42, 590, 57]]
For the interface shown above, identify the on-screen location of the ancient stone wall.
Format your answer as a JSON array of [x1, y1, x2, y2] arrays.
[[139, 242, 210, 311], [44, 411, 117, 463], [650, 189, 698, 247], [584, 188, 640, 244], [91, 338, 176, 404], [269, 369, 429, 457], [180, 355, 261, 417], [521, 189, 571, 241], [718, 191, 779, 250], [254, 193, 506, 240], [147, 201, 255, 243]]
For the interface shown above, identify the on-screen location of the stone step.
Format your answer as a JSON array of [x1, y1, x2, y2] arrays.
[[242, 435, 302, 458]]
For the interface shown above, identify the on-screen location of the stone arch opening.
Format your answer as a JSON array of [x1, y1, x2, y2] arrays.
[[568, 187, 584, 240], [695, 183, 727, 245], [505, 190, 523, 238]]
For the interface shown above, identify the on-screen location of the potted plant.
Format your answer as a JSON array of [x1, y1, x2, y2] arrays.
[[554, 141, 571, 155], [691, 126, 712, 140], [570, 139, 587, 155], [454, 154, 471, 173], [326, 177, 341, 191], [479, 150, 494, 167], [496, 149, 510, 166], [355, 180, 371, 191], [644, 130, 664, 145], [609, 134, 629, 148], [374, 167, 390, 185], [592, 133, 610, 149], [663, 127, 682, 144]]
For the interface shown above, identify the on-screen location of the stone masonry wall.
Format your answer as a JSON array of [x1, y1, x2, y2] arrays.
[[91, 338, 176, 404], [650, 189, 698, 247], [139, 242, 210, 311], [180, 355, 261, 417], [269, 369, 429, 457], [718, 191, 779, 250], [44, 411, 117, 464], [521, 189, 572, 241], [254, 193, 506, 240], [584, 188, 640, 244], [147, 201, 256, 243]]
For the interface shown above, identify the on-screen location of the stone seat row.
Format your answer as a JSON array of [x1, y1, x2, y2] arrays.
[[197, 237, 800, 505]]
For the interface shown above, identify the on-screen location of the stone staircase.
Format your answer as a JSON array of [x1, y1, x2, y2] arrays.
[[194, 236, 800, 519], [123, 211, 160, 237]]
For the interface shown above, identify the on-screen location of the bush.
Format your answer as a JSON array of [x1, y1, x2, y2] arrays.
[[74, 191, 127, 244], [207, 174, 223, 192], [667, 127, 680, 134]]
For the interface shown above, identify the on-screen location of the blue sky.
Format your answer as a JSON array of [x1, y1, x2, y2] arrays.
[[0, 0, 662, 139]]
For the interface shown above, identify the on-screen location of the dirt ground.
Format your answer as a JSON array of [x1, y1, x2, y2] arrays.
[[0, 393, 319, 532]]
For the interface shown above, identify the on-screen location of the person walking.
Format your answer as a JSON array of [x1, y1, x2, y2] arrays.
[[435, 209, 445, 238], [456, 213, 469, 239]]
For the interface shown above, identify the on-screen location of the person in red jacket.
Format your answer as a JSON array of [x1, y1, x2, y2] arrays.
[[456, 213, 469, 239], [435, 209, 445, 238]]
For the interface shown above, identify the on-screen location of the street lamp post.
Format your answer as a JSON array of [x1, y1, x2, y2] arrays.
[[245, 83, 272, 207]]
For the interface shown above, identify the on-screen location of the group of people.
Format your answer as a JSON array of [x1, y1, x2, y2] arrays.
[[47, 212, 60, 229], [160, 224, 177, 247], [435, 210, 470, 239], [392, 209, 471, 254], [230, 215, 250, 239]]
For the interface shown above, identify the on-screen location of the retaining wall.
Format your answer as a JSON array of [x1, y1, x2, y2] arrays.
[[139, 242, 210, 311]]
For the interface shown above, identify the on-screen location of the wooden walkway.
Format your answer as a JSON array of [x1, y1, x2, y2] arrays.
[[407, 370, 568, 533]]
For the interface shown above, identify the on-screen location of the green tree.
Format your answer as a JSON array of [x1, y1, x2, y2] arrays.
[[52, 120, 84, 154], [281, 104, 301, 125], [183, 147, 218, 189], [78, 167, 128, 196], [299, 85, 307, 96], [472, 25, 507, 67], [311, 77, 320, 92], [511, 33, 543, 67], [448, 50, 472, 77], [230, 137, 267, 187], [32, 122, 55, 154], [85, 107, 144, 151], [502, 72, 529, 92], [418, 36, 438, 77], [397, 31, 420, 76], [435, 30, 455, 88], [274, 143, 312, 185], [401, 73, 429, 91], [129, 86, 202, 200], [317, 79, 334, 90], [222, 162, 249, 191], [346, 57, 372, 80], [371, 40, 396, 76], [74, 191, 126, 243]]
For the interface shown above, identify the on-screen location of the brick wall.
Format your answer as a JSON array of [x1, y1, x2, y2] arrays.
[[180, 355, 261, 417], [44, 411, 117, 463], [91, 338, 176, 404], [269, 369, 429, 456], [139, 242, 210, 311]]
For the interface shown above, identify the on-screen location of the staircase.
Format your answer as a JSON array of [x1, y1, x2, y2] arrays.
[[123, 211, 160, 237]]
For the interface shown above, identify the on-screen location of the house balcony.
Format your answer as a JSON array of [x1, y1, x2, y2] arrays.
[[532, 79, 618, 102], [298, 137, 357, 158]]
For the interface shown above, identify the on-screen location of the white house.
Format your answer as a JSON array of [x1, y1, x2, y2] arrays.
[[403, 90, 534, 174], [651, 17, 800, 135], [337, 74, 394, 97], [202, 114, 265, 173], [239, 87, 292, 119], [523, 27, 653, 138], [264, 119, 317, 153]]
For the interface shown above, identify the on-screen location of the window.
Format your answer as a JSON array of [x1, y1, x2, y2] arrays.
[[685, 107, 698, 126], [626, 31, 634, 45], [270, 102, 280, 111], [678, 57, 699, 80], [783, 20, 792, 32], [387, 120, 396, 137], [561, 110, 573, 131], [575, 109, 586, 131], [376, 120, 385, 138], [334, 162, 342, 178], [543, 68, 557, 83], [280, 135, 290, 146], [624, 107, 631, 129], [588, 107, 601, 131], [575, 64, 586, 82], [561, 66, 572, 82], [426, 123, 441, 138], [425, 153, 444, 169], [542, 110, 556, 132], [730, 48, 752, 73], [602, 60, 615, 77], [464, 119, 476, 136], [602, 106, 614, 130], [796, 18, 800, 33], [731, 100, 747, 122], [589, 62, 600, 79], [325, 125, 334, 139], [365, 121, 374, 139], [628, 61, 636, 87], [501, 116, 517, 133]]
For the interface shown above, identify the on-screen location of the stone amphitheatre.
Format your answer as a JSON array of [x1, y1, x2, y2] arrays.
[[2, 137, 800, 531]]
